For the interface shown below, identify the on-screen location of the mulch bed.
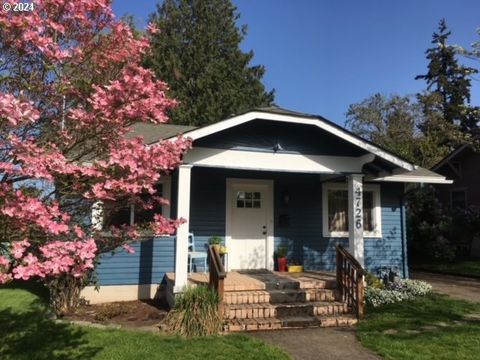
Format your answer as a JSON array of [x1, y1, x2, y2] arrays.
[[65, 299, 170, 328]]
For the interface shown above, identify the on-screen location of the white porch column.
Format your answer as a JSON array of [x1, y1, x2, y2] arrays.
[[174, 165, 192, 293], [347, 174, 365, 266]]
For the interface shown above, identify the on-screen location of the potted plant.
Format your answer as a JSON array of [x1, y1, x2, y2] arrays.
[[276, 246, 288, 272], [287, 259, 304, 273], [208, 236, 222, 253]]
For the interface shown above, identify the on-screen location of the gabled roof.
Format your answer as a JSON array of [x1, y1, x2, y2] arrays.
[[128, 123, 196, 144], [135, 106, 451, 184], [431, 144, 472, 171], [176, 106, 416, 171]]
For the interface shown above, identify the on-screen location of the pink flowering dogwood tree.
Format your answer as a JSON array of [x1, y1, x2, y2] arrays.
[[0, 0, 190, 314]]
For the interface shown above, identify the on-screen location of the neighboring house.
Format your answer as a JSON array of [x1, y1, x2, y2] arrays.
[[81, 107, 451, 303], [432, 145, 480, 210]]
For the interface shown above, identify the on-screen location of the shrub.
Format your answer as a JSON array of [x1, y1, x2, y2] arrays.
[[396, 279, 432, 296], [407, 187, 480, 261], [365, 287, 410, 307], [165, 285, 221, 337], [365, 272, 384, 289], [365, 279, 432, 308]]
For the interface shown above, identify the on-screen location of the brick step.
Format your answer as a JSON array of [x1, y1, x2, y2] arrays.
[[260, 279, 337, 291], [224, 314, 357, 332], [224, 288, 340, 305], [224, 301, 350, 320]]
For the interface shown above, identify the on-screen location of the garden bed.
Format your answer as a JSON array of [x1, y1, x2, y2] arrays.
[[66, 299, 169, 329]]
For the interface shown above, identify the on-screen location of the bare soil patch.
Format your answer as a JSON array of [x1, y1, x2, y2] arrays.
[[66, 299, 169, 328]]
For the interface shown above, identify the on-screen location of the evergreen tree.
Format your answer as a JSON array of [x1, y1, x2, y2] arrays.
[[415, 19, 478, 133], [146, 0, 274, 126]]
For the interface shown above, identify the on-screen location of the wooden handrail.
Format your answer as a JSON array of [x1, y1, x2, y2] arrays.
[[207, 245, 227, 317], [336, 245, 366, 319]]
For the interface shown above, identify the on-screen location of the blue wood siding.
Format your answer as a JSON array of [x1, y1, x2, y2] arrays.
[[364, 183, 405, 274], [187, 168, 406, 275], [96, 236, 175, 285], [95, 168, 407, 286]]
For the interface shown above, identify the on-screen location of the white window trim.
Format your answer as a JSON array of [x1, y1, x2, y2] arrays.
[[126, 176, 172, 225], [322, 182, 382, 238]]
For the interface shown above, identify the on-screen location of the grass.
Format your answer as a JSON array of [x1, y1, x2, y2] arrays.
[[413, 259, 480, 278], [0, 282, 289, 360], [357, 294, 480, 360]]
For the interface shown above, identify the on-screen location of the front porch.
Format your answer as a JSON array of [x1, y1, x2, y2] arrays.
[[166, 270, 337, 292], [166, 245, 365, 331]]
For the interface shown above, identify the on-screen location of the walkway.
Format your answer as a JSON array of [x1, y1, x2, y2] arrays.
[[411, 271, 480, 303], [250, 327, 381, 360]]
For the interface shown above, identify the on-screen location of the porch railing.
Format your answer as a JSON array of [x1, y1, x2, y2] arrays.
[[336, 245, 366, 319], [207, 245, 226, 317]]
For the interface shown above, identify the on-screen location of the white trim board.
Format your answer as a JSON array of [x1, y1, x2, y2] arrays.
[[225, 178, 274, 271], [173, 111, 415, 171], [184, 147, 375, 174], [367, 174, 453, 184]]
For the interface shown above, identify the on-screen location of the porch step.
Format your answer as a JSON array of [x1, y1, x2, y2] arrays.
[[224, 301, 350, 320], [249, 277, 336, 291], [224, 314, 358, 332], [224, 288, 340, 305]]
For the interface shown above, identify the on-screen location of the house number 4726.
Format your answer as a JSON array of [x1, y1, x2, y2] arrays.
[[354, 185, 363, 229]]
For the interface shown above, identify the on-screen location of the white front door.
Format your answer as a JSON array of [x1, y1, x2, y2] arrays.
[[226, 179, 274, 271]]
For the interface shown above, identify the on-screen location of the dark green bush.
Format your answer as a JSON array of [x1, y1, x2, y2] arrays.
[[407, 186, 456, 261], [407, 186, 480, 262], [165, 285, 221, 337]]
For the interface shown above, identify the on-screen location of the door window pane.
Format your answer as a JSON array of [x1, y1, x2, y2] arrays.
[[236, 191, 261, 208]]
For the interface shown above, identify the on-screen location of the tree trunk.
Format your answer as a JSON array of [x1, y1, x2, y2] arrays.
[[46, 275, 85, 316]]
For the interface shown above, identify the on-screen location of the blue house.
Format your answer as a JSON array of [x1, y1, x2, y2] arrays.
[[81, 107, 451, 304]]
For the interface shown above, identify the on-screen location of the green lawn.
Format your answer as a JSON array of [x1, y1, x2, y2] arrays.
[[414, 259, 480, 278], [0, 283, 289, 360], [357, 294, 480, 360]]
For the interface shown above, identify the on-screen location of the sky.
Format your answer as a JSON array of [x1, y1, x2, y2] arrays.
[[112, 0, 480, 126]]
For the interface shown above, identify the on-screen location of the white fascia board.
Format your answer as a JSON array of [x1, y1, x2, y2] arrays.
[[180, 111, 415, 171], [368, 175, 453, 184], [183, 147, 375, 174]]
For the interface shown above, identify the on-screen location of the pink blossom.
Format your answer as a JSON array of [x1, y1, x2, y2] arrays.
[[147, 23, 160, 34], [11, 240, 31, 259], [0, 256, 10, 268], [122, 244, 135, 254], [0, 273, 12, 284]]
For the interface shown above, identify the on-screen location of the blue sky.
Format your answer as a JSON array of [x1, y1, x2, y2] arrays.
[[112, 0, 480, 125]]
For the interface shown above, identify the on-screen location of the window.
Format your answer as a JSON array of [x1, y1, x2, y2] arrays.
[[236, 191, 261, 208], [450, 190, 466, 209], [103, 177, 171, 228], [322, 183, 381, 237]]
